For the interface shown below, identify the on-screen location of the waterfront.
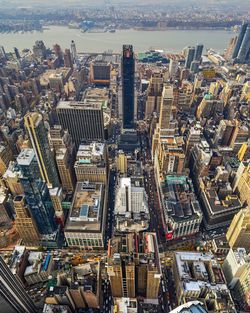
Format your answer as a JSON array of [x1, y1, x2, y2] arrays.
[[0, 26, 234, 53]]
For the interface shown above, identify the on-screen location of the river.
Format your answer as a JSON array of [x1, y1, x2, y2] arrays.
[[0, 26, 234, 53]]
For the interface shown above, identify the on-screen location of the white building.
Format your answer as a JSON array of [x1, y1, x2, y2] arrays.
[[115, 177, 148, 214], [114, 177, 149, 233]]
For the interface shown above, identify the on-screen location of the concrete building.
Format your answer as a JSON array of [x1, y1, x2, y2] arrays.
[[159, 175, 202, 240], [116, 150, 127, 174], [107, 232, 161, 301], [90, 59, 111, 85], [49, 125, 76, 192], [114, 177, 149, 233], [24, 252, 54, 285], [226, 207, 250, 252], [3, 161, 24, 196], [65, 181, 107, 249], [47, 261, 100, 310], [112, 298, 137, 313], [234, 163, 250, 208], [145, 71, 164, 117], [223, 248, 250, 311], [14, 195, 40, 246], [173, 252, 235, 312], [74, 142, 108, 184], [199, 168, 242, 230], [0, 143, 12, 176], [57, 100, 105, 148]]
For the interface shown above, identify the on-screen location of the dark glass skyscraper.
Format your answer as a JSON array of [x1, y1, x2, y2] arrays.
[[194, 43, 204, 61], [185, 46, 195, 69], [232, 22, 248, 59], [237, 26, 250, 63], [0, 257, 37, 313], [121, 44, 135, 129], [17, 149, 56, 235]]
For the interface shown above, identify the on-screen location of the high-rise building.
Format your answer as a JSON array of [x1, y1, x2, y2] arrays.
[[64, 49, 73, 68], [74, 142, 108, 184], [145, 71, 163, 118], [57, 101, 105, 148], [190, 60, 200, 73], [169, 59, 179, 79], [14, 195, 40, 245], [237, 26, 250, 63], [90, 59, 111, 85], [185, 47, 195, 69], [70, 40, 77, 63], [107, 232, 161, 300], [24, 112, 60, 188], [13, 47, 21, 59], [17, 149, 56, 235], [0, 143, 13, 176], [0, 256, 37, 313], [194, 43, 204, 61], [159, 85, 175, 129], [49, 125, 76, 192], [232, 22, 248, 59], [3, 162, 24, 196], [0, 46, 6, 60], [33, 40, 47, 59], [121, 45, 135, 129], [116, 150, 127, 174], [222, 248, 250, 312], [226, 207, 250, 251]]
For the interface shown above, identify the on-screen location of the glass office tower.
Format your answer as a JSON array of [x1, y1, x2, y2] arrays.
[[121, 44, 135, 129], [17, 149, 56, 235]]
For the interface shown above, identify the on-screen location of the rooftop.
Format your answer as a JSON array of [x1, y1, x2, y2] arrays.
[[65, 182, 104, 233], [161, 175, 202, 223], [17, 149, 35, 166], [57, 100, 102, 110], [169, 301, 207, 313]]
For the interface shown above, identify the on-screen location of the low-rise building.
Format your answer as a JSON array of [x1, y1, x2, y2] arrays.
[[24, 251, 54, 285], [114, 177, 149, 233], [199, 167, 242, 230], [173, 252, 236, 312], [74, 142, 108, 184], [159, 175, 202, 240], [64, 181, 107, 249], [112, 298, 137, 313]]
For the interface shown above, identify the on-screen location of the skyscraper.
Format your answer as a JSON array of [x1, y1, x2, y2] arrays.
[[237, 26, 250, 63], [64, 49, 73, 68], [17, 149, 56, 235], [232, 22, 248, 59], [0, 256, 37, 313], [159, 85, 174, 129], [185, 46, 195, 69], [57, 101, 105, 148], [121, 45, 135, 129], [14, 195, 40, 245], [194, 43, 204, 61], [24, 112, 60, 188], [71, 40, 77, 63], [226, 207, 250, 251]]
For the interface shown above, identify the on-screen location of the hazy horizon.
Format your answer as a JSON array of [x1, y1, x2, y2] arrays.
[[0, 0, 250, 9]]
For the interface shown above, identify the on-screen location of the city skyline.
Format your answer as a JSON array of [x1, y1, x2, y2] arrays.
[[0, 2, 249, 313]]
